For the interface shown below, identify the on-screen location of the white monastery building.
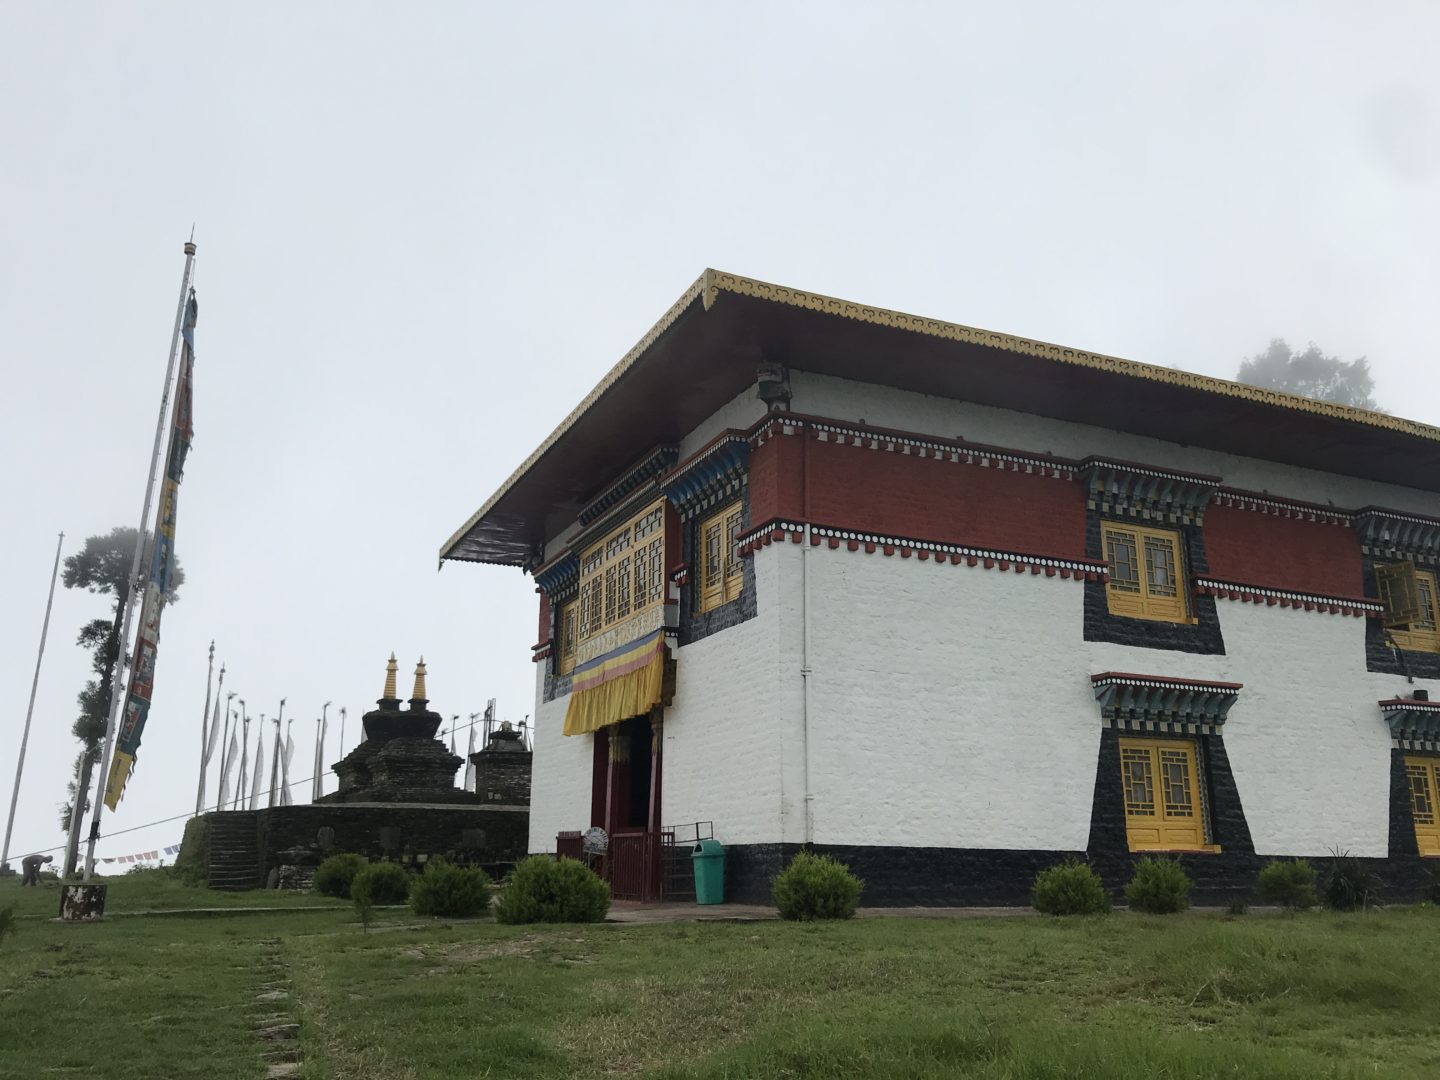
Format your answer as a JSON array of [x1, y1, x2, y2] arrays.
[[441, 270, 1440, 905]]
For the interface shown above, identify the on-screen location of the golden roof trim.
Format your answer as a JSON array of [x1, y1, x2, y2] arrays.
[[441, 268, 1440, 565], [438, 272, 710, 564], [703, 270, 1436, 439]]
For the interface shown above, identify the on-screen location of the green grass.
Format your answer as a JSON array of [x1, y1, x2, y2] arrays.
[[3, 899, 1440, 1078], [1, 868, 350, 918]]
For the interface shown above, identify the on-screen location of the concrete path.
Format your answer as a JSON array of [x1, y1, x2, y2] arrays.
[[606, 901, 1039, 923]]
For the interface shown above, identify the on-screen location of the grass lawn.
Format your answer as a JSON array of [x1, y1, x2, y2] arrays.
[[1, 870, 350, 918], [4, 894, 1440, 1078]]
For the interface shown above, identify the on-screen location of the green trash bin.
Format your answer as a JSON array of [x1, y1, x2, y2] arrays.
[[691, 839, 725, 904]]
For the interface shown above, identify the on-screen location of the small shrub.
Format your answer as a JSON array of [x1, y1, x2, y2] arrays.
[[410, 859, 492, 918], [1124, 857, 1191, 914], [0, 906, 15, 948], [772, 852, 863, 921], [1031, 859, 1110, 915], [1226, 897, 1249, 917], [313, 853, 367, 899], [1324, 849, 1381, 911], [496, 856, 610, 924], [353, 892, 375, 934], [351, 862, 411, 905], [1257, 858, 1317, 911]]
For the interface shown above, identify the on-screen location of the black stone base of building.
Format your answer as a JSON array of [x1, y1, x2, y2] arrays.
[[715, 841, 1437, 908], [202, 802, 530, 889]]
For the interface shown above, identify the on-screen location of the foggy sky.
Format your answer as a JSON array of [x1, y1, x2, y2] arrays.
[[2, 4, 1438, 862]]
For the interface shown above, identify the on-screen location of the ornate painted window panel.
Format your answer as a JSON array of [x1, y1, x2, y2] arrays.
[[1117, 737, 1210, 852], [1101, 523, 1190, 623], [698, 501, 744, 613], [1377, 563, 1440, 653], [556, 600, 578, 677], [575, 498, 670, 662], [1404, 757, 1440, 855]]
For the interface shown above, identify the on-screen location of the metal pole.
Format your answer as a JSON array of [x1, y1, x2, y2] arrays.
[[192, 642, 215, 815], [315, 701, 330, 801], [235, 701, 248, 809], [84, 240, 197, 880], [2, 531, 64, 872], [267, 700, 284, 808], [338, 707, 347, 759], [218, 691, 236, 800]]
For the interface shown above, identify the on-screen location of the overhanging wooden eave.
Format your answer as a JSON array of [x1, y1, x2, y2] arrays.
[[441, 269, 1440, 569]]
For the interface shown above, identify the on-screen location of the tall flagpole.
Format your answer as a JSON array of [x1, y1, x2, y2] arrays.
[[193, 642, 215, 814], [2, 531, 65, 872], [82, 240, 196, 880]]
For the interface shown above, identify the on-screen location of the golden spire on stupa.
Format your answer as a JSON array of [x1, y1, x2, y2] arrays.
[[411, 657, 428, 702], [383, 653, 398, 700]]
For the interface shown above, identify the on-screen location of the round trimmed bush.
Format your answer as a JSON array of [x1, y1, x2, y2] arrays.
[[313, 853, 367, 898], [1124, 857, 1191, 914], [1032, 859, 1110, 915], [351, 862, 411, 905], [772, 851, 863, 921], [495, 856, 610, 924], [409, 859, 492, 918], [1257, 858, 1317, 911]]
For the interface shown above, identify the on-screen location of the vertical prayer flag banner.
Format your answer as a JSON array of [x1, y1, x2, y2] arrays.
[[105, 291, 197, 810]]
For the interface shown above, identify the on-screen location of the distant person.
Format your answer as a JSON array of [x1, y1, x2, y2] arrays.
[[21, 853, 53, 886]]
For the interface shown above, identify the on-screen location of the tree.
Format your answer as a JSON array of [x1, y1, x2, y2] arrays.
[[58, 528, 183, 852], [1235, 339, 1380, 411]]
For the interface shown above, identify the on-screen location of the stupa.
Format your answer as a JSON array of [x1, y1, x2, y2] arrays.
[[321, 655, 478, 804]]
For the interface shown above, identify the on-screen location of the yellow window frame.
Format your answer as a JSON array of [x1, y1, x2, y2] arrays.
[[698, 501, 744, 613], [1404, 756, 1440, 856], [1380, 564, 1440, 654], [1117, 737, 1216, 852], [1101, 522, 1191, 623], [556, 600, 578, 676]]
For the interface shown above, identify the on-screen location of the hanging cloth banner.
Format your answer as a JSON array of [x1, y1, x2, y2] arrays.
[[105, 292, 197, 810], [563, 629, 666, 737]]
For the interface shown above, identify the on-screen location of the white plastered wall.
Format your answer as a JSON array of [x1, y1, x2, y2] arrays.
[[526, 664, 593, 853]]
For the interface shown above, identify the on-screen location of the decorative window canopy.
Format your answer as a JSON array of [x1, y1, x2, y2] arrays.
[[1354, 508, 1440, 564], [563, 630, 667, 737], [660, 433, 749, 521], [1380, 696, 1440, 751], [1092, 672, 1242, 734], [1080, 459, 1219, 526], [577, 446, 678, 528], [533, 551, 579, 599]]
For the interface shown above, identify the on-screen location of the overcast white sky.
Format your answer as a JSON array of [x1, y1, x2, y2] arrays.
[[3, 4, 1438, 863]]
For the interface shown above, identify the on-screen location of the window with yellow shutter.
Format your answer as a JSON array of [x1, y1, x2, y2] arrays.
[[698, 501, 744, 613], [1101, 523, 1190, 623], [1117, 737, 1211, 851], [1404, 756, 1440, 855], [1378, 563, 1440, 654]]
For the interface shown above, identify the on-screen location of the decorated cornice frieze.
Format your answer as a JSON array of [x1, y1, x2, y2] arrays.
[[1212, 489, 1352, 526], [750, 415, 1074, 479], [1353, 508, 1440, 564], [1080, 458, 1220, 526], [1380, 697, 1440, 750], [660, 432, 750, 521], [577, 445, 678, 528], [735, 518, 1107, 580], [1192, 578, 1381, 618], [1091, 672, 1242, 734]]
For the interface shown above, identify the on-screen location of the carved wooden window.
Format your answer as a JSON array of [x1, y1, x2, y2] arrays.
[[556, 601, 577, 677], [576, 498, 669, 649], [1378, 563, 1440, 653], [1101, 524, 1189, 623], [1405, 756, 1440, 855], [1117, 737, 1208, 851], [698, 501, 744, 613]]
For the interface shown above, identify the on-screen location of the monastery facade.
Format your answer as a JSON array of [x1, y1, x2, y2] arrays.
[[442, 271, 1440, 905]]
